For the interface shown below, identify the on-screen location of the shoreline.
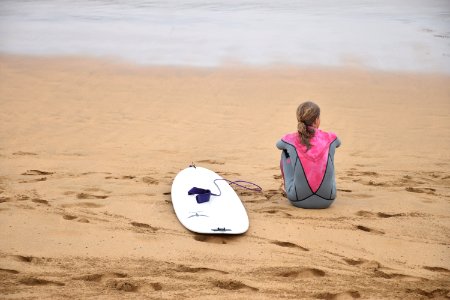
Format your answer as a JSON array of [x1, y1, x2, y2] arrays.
[[3, 52, 450, 76], [0, 54, 449, 299]]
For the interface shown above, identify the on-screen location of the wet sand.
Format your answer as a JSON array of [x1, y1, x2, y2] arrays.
[[0, 55, 449, 299]]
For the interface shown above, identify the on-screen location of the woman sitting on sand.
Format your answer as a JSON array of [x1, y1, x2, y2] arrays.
[[276, 101, 341, 209]]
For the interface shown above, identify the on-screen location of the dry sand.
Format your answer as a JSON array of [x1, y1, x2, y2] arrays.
[[0, 55, 449, 299]]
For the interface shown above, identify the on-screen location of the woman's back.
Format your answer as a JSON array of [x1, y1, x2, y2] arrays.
[[276, 130, 341, 208], [276, 101, 341, 209]]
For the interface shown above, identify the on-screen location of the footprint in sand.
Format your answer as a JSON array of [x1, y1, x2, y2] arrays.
[[343, 258, 416, 280], [76, 193, 108, 199], [174, 264, 228, 274], [271, 240, 309, 251], [238, 190, 255, 197], [62, 214, 90, 223], [355, 210, 404, 218], [75, 272, 138, 292], [406, 288, 450, 299], [80, 172, 112, 176], [21, 170, 54, 176], [197, 159, 225, 165], [346, 171, 393, 187], [405, 187, 436, 194], [31, 199, 49, 205], [130, 221, 158, 232], [342, 258, 380, 270], [423, 266, 450, 273], [0, 196, 11, 203], [19, 177, 47, 183], [142, 176, 159, 185], [19, 277, 65, 286], [150, 282, 163, 291], [193, 234, 237, 244], [261, 209, 279, 215], [344, 258, 417, 282], [263, 189, 284, 200], [15, 194, 30, 201], [398, 175, 425, 186], [346, 170, 379, 177], [107, 280, 139, 292], [315, 290, 361, 299], [376, 212, 404, 218], [11, 255, 41, 263], [74, 272, 127, 282], [0, 268, 19, 274], [13, 151, 37, 156], [343, 258, 366, 266], [78, 202, 103, 208], [69, 187, 111, 200], [105, 175, 136, 180], [245, 198, 266, 204], [212, 280, 258, 291], [216, 171, 241, 177], [355, 225, 385, 235], [362, 180, 389, 187], [254, 208, 293, 217], [62, 202, 104, 208], [373, 269, 420, 281], [275, 267, 325, 278]]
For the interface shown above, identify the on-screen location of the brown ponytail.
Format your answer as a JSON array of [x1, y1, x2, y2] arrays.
[[296, 101, 320, 150]]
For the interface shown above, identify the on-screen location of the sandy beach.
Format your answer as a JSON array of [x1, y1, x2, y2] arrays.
[[0, 55, 449, 299]]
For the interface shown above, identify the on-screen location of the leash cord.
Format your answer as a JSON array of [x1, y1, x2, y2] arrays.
[[211, 178, 262, 197]]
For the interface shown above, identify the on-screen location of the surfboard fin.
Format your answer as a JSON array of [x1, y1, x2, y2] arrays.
[[212, 227, 231, 232]]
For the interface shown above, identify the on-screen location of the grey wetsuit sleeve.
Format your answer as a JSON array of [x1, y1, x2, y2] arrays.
[[276, 140, 301, 201], [276, 139, 285, 150]]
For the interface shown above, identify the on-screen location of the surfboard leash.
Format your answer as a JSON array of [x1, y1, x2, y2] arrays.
[[213, 178, 262, 196]]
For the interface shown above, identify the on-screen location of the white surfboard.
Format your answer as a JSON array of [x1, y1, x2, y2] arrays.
[[171, 166, 249, 234]]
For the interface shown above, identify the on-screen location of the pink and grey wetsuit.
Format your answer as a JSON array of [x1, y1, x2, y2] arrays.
[[276, 130, 341, 209]]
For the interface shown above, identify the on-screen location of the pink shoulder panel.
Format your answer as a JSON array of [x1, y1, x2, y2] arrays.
[[282, 130, 336, 192]]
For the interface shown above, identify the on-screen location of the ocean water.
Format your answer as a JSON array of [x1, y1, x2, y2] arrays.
[[0, 0, 449, 73]]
